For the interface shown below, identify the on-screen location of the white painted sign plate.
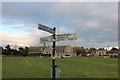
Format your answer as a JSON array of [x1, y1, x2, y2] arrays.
[[38, 24, 55, 34], [40, 35, 53, 43], [56, 33, 77, 41], [40, 33, 77, 43]]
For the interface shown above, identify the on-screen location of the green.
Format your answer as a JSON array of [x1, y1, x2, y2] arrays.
[[2, 57, 118, 78]]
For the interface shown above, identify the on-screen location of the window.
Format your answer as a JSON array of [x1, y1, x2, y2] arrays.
[[66, 48, 70, 56], [57, 54, 59, 56]]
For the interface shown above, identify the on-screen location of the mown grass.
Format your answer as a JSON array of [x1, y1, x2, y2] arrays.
[[2, 57, 118, 78]]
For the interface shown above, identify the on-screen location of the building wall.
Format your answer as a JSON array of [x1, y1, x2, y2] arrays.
[[64, 46, 74, 57], [55, 46, 74, 58], [107, 53, 119, 58], [29, 45, 74, 58], [92, 50, 107, 56], [43, 46, 52, 54], [55, 53, 62, 58], [91, 51, 96, 56]]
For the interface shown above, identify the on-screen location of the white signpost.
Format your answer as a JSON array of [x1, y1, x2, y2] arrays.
[[38, 24, 56, 79], [38, 24, 55, 34], [40, 35, 53, 43], [40, 33, 77, 43], [56, 33, 77, 42], [38, 23, 77, 79]]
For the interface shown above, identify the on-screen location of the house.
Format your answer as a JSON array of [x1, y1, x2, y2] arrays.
[[86, 53, 91, 57], [91, 48, 107, 57], [29, 45, 74, 58], [107, 49, 120, 58], [29, 46, 46, 54], [29, 46, 52, 57], [91, 50, 96, 56], [55, 45, 75, 58], [91, 48, 120, 58]]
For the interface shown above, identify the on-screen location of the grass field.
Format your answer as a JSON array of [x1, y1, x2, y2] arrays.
[[2, 57, 118, 78]]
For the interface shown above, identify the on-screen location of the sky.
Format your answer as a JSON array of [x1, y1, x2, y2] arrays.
[[0, 1, 118, 49]]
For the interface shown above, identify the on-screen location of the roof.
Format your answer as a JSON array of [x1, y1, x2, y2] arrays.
[[107, 50, 119, 54], [29, 45, 70, 53], [96, 48, 107, 51], [29, 46, 46, 52], [97, 48, 106, 50], [55, 46, 67, 53]]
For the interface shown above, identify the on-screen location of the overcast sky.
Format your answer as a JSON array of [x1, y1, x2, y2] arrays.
[[0, 2, 118, 48]]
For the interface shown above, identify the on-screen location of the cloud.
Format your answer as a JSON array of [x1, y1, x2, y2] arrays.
[[1, 2, 118, 48], [56, 26, 76, 34], [56, 38, 118, 48], [0, 29, 51, 47]]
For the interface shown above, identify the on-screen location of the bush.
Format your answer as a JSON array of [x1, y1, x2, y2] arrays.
[[28, 53, 51, 57], [41, 54, 51, 57], [28, 53, 40, 56]]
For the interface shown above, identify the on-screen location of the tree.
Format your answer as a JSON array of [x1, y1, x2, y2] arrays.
[[89, 47, 96, 52], [76, 49, 81, 56], [19, 47, 23, 51], [73, 47, 81, 56], [73, 47, 86, 56], [11, 49, 19, 55], [25, 47, 29, 53], [19, 47, 29, 57], [4, 44, 11, 55], [80, 47, 86, 56], [111, 47, 118, 50], [24, 47, 29, 57], [5, 44, 11, 50]]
